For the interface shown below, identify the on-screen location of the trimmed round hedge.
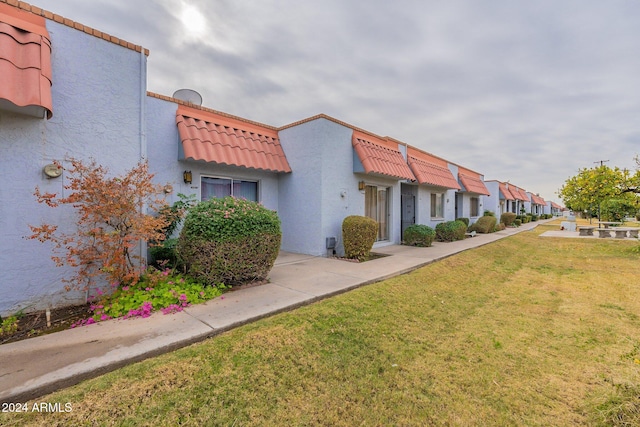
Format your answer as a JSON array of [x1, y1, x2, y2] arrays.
[[500, 212, 517, 226], [177, 197, 281, 286], [403, 224, 436, 247], [435, 220, 467, 242], [468, 215, 497, 234], [342, 215, 378, 261]]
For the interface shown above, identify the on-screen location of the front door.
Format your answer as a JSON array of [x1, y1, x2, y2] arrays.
[[455, 193, 463, 219], [401, 194, 415, 237]]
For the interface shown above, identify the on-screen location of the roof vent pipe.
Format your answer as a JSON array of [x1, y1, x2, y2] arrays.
[[172, 89, 203, 106]]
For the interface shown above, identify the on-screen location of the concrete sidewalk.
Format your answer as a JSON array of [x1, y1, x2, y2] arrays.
[[0, 220, 546, 404]]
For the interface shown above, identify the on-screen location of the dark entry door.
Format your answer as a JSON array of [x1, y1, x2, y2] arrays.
[[401, 194, 415, 237]]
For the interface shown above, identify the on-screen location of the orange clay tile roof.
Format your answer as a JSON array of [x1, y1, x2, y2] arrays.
[[406, 147, 460, 189], [176, 104, 291, 173], [352, 130, 415, 181], [508, 186, 529, 201], [550, 201, 563, 209], [517, 187, 530, 201], [498, 182, 515, 200], [457, 168, 490, 195], [530, 193, 546, 205], [0, 2, 52, 118]]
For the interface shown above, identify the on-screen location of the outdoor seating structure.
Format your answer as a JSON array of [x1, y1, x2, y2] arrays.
[[578, 223, 639, 239], [594, 228, 640, 239], [578, 226, 596, 236], [612, 228, 640, 239]]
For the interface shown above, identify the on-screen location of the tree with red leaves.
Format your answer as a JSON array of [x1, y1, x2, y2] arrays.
[[29, 158, 169, 291]]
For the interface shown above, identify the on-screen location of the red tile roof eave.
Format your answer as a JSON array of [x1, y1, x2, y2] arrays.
[[352, 135, 415, 181], [458, 174, 490, 196], [181, 156, 290, 174], [551, 201, 563, 209], [530, 194, 546, 205], [0, 4, 53, 118], [407, 156, 460, 190], [177, 110, 292, 174], [496, 182, 515, 200]]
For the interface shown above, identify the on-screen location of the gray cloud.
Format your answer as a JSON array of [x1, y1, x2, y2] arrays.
[[32, 0, 640, 202]]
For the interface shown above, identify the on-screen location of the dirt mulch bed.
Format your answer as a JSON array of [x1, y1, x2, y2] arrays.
[[0, 303, 92, 345], [333, 252, 390, 263], [0, 280, 271, 346]]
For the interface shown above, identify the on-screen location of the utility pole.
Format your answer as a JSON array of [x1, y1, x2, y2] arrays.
[[594, 160, 609, 167]]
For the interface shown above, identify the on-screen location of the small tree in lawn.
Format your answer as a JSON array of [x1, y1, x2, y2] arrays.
[[29, 158, 169, 292], [559, 159, 640, 221]]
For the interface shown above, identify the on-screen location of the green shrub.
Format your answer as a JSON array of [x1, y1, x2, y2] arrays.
[[456, 217, 469, 226], [500, 212, 517, 226], [403, 224, 436, 247], [435, 220, 467, 242], [601, 198, 636, 222], [0, 315, 19, 337], [483, 210, 495, 216], [530, 214, 538, 222], [342, 215, 378, 261], [514, 219, 522, 226], [469, 215, 497, 234], [494, 222, 506, 232], [85, 268, 226, 324], [149, 238, 179, 268], [150, 194, 198, 268], [177, 197, 281, 286]]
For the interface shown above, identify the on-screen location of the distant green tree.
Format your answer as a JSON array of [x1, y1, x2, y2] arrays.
[[558, 161, 640, 220]]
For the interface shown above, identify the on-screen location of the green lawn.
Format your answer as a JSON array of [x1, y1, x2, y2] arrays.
[[3, 224, 640, 426]]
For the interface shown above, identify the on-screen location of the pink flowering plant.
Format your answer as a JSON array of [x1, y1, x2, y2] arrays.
[[72, 267, 226, 327]]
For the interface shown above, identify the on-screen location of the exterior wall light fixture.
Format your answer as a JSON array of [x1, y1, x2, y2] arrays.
[[358, 181, 365, 191], [43, 163, 63, 179], [183, 170, 192, 184]]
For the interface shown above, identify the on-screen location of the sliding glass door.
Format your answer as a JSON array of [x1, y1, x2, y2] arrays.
[[364, 185, 389, 241]]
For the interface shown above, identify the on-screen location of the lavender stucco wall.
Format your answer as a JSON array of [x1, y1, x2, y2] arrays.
[[278, 118, 348, 256], [278, 118, 404, 256], [0, 20, 146, 316], [412, 184, 457, 229], [484, 181, 504, 216]]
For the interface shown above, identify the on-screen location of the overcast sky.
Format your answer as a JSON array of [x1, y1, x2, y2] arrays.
[[32, 0, 640, 203]]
